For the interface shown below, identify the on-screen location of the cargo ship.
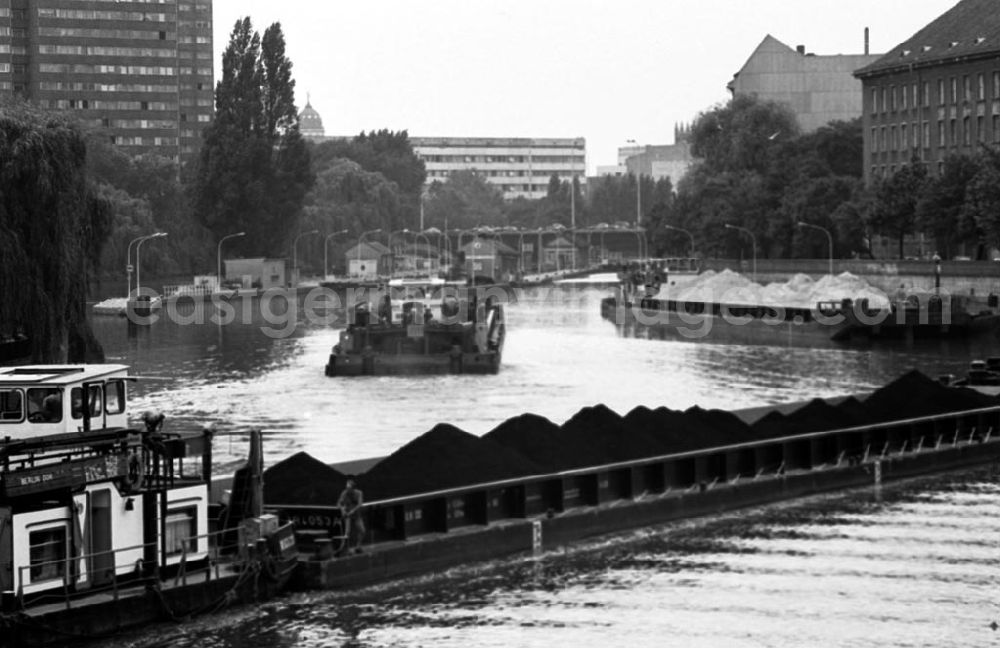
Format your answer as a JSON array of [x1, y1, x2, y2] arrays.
[[600, 291, 1000, 347], [325, 279, 507, 376], [0, 364, 297, 646]]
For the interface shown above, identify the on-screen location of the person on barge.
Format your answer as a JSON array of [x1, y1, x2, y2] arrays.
[[337, 478, 366, 554]]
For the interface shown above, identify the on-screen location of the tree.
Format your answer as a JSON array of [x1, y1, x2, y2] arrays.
[[964, 146, 1000, 252], [422, 171, 505, 230], [869, 158, 929, 258], [916, 153, 981, 258], [0, 100, 112, 362], [191, 18, 313, 258]]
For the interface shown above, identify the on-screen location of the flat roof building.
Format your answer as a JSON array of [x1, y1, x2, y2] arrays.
[[853, 0, 1000, 185], [411, 136, 587, 201], [0, 0, 215, 164]]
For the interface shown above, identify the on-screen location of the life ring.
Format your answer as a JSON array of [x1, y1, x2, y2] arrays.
[[122, 449, 146, 493]]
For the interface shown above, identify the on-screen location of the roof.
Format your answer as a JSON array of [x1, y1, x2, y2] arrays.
[[460, 238, 519, 256], [298, 100, 325, 136], [855, 0, 1000, 77], [545, 236, 578, 249], [0, 365, 130, 386], [344, 240, 391, 257]]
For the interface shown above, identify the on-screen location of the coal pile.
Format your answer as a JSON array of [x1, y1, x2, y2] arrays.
[[864, 370, 995, 421], [483, 413, 566, 471], [263, 452, 348, 507], [362, 423, 543, 500], [557, 404, 666, 467], [682, 406, 757, 446]]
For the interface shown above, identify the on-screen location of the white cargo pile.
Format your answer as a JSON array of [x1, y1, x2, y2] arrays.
[[669, 269, 890, 309]]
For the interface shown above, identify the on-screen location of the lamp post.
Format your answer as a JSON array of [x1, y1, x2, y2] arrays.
[[324, 229, 349, 280], [292, 230, 319, 286], [216, 231, 245, 291], [357, 228, 382, 278], [725, 224, 757, 282], [135, 232, 167, 296], [126, 233, 156, 296], [796, 221, 834, 277], [664, 225, 695, 257]]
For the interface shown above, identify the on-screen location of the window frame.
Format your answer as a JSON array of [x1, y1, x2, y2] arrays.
[[0, 388, 24, 423]]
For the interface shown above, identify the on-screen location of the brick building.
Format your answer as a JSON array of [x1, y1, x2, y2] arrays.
[[854, 0, 1000, 185], [0, 0, 215, 164]]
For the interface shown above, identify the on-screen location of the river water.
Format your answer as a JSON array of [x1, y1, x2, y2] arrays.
[[86, 285, 1000, 648], [90, 285, 1000, 470]]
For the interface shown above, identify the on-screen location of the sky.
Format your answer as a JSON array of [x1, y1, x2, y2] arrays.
[[210, 0, 959, 174]]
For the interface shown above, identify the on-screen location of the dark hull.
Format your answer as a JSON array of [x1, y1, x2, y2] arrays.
[[325, 350, 502, 376]]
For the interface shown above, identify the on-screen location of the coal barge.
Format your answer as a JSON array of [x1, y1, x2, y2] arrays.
[[259, 371, 1000, 590]]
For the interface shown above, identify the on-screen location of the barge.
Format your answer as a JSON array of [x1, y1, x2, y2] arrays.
[[0, 365, 297, 646], [262, 372, 1000, 590], [325, 279, 507, 376], [601, 291, 1000, 347]]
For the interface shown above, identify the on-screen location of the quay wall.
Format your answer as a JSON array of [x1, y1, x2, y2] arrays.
[[700, 258, 1000, 298]]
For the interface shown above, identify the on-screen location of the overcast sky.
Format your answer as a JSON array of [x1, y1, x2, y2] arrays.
[[211, 0, 958, 174]]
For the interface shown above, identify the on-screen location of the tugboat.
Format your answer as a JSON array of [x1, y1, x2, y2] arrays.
[[0, 364, 297, 645], [325, 279, 507, 376]]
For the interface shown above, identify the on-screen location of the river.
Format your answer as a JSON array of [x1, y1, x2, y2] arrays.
[[86, 285, 1000, 647]]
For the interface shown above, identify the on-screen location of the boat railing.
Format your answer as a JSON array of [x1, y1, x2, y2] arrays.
[[14, 526, 245, 612]]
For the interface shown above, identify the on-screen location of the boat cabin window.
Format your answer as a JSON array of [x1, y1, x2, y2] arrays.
[[26, 388, 62, 423], [29, 526, 68, 583], [164, 507, 197, 556], [0, 388, 23, 422], [71, 385, 104, 419], [105, 379, 126, 415]]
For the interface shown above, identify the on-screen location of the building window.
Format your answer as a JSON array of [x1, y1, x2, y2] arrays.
[[923, 82, 930, 107], [164, 508, 197, 556], [871, 127, 878, 152], [880, 127, 886, 151], [963, 75, 971, 102], [978, 73, 986, 101], [0, 389, 23, 422], [891, 125, 898, 150], [978, 115, 985, 142], [950, 119, 957, 145], [881, 88, 888, 113], [951, 77, 958, 103], [912, 122, 918, 148], [938, 79, 946, 105], [937, 120, 945, 147], [994, 114, 1000, 142], [923, 121, 930, 148], [901, 124, 908, 150], [890, 86, 897, 111], [901, 84, 908, 110], [994, 71, 1000, 98], [963, 116, 971, 145], [913, 83, 918, 108], [29, 527, 67, 583]]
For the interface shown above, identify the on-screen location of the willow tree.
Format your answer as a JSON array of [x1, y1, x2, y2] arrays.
[[0, 101, 111, 362], [191, 18, 313, 258]]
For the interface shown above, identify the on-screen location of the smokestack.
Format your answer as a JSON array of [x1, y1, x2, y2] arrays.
[[865, 27, 870, 55], [796, 44, 805, 55]]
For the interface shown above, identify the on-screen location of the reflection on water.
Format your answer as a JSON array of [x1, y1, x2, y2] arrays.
[[90, 287, 1000, 471], [104, 465, 1000, 648]]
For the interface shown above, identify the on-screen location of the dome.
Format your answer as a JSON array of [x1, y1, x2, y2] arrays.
[[298, 96, 326, 139]]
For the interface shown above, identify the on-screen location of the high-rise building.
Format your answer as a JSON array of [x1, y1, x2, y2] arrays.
[[0, 0, 215, 164]]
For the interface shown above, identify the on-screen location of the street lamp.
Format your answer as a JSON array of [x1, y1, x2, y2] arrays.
[[358, 228, 382, 278], [126, 233, 159, 296], [796, 222, 834, 277], [664, 225, 695, 257], [389, 228, 410, 278], [324, 229, 349, 280], [135, 232, 167, 296], [725, 224, 757, 282], [217, 231, 245, 291], [292, 229, 319, 285]]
